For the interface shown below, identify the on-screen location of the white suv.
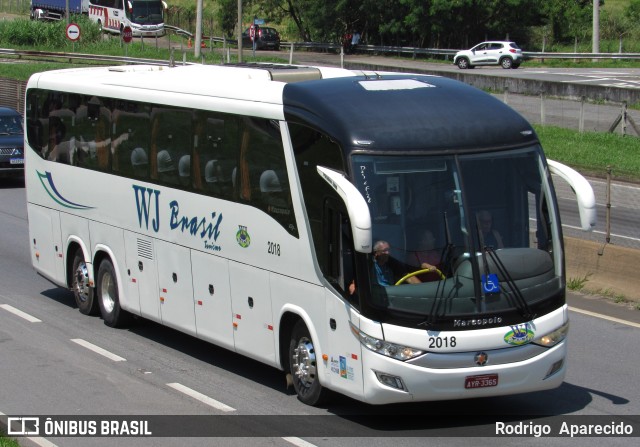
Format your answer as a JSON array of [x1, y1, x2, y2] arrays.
[[453, 41, 523, 69]]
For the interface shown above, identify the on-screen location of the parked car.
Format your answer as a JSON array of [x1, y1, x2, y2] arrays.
[[453, 41, 523, 69], [0, 107, 24, 179], [242, 26, 281, 51]]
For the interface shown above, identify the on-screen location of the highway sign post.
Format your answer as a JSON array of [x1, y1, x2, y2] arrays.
[[65, 23, 80, 51]]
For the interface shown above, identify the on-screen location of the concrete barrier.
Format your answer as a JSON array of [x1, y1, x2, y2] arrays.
[[565, 236, 640, 302]]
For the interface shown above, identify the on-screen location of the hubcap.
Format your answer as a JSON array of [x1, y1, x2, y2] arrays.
[[292, 337, 317, 387], [100, 270, 116, 313], [74, 263, 90, 303]]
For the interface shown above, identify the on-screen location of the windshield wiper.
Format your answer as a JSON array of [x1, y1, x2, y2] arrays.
[[473, 215, 535, 320], [484, 247, 536, 320], [417, 212, 454, 328]]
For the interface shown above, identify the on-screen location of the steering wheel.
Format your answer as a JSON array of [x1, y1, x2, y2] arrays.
[[395, 268, 445, 285]]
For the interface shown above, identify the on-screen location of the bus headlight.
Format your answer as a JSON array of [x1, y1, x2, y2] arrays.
[[532, 321, 569, 347], [350, 323, 424, 361]]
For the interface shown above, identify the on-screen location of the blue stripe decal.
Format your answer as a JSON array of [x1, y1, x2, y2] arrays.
[[37, 170, 94, 210]]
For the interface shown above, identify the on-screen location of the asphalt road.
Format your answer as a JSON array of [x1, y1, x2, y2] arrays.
[[1, 178, 639, 447]]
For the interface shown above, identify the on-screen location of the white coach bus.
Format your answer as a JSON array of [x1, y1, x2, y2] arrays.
[[88, 0, 166, 37], [24, 63, 596, 406]]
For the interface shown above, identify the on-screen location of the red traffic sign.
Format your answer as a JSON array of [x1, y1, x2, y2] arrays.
[[122, 26, 133, 43], [65, 23, 81, 42]]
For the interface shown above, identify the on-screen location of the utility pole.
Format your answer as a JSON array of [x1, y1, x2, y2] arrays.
[[195, 0, 203, 58], [593, 0, 600, 54], [238, 0, 243, 62]]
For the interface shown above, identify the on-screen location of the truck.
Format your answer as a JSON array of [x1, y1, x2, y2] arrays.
[[30, 0, 89, 21]]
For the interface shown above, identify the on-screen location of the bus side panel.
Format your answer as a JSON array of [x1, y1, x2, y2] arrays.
[[155, 239, 196, 336], [89, 221, 129, 311], [60, 212, 91, 265], [324, 290, 364, 400], [191, 250, 235, 351], [27, 205, 64, 285], [123, 231, 161, 323], [270, 275, 326, 375], [229, 261, 276, 367]]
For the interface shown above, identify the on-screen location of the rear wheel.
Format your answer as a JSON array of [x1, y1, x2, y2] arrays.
[[500, 57, 513, 69], [71, 249, 99, 316], [97, 258, 129, 327], [289, 320, 328, 406]]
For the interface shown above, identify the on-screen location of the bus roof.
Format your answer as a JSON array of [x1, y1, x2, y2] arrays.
[[28, 63, 536, 152], [282, 74, 537, 153]]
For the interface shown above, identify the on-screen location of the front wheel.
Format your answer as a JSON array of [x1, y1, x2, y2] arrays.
[[72, 249, 99, 315], [97, 258, 129, 327], [289, 320, 328, 406], [456, 57, 470, 69], [500, 57, 513, 69]]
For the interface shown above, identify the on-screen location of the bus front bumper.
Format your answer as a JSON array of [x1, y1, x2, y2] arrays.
[[359, 341, 566, 405]]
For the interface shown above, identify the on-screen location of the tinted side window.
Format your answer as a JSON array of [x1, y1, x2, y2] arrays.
[[193, 111, 239, 201], [150, 107, 193, 186], [290, 123, 345, 271], [111, 102, 152, 180], [237, 118, 297, 237], [25, 89, 298, 237], [75, 96, 112, 171]]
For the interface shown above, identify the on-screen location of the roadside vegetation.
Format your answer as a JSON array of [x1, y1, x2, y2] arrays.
[[0, 431, 19, 447]]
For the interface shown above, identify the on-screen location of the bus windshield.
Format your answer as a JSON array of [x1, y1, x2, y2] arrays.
[[129, 0, 163, 24], [352, 146, 563, 326]]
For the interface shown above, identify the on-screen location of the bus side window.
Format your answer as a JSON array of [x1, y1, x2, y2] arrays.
[[193, 113, 235, 199], [150, 107, 193, 186], [75, 96, 112, 171], [111, 103, 151, 180], [238, 118, 297, 237]]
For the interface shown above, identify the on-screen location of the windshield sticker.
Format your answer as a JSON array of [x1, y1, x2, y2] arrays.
[[504, 324, 535, 346], [37, 171, 94, 210], [481, 273, 501, 294], [236, 226, 251, 248]]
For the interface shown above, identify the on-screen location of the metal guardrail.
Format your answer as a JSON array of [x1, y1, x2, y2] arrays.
[[4, 39, 640, 69], [0, 47, 174, 66]]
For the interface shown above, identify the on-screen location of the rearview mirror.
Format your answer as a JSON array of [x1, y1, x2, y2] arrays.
[[317, 166, 372, 253]]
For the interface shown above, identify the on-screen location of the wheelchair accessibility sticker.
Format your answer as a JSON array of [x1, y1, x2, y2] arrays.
[[481, 273, 500, 294]]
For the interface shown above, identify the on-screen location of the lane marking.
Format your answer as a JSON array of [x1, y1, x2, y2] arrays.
[[167, 383, 236, 412], [70, 338, 126, 362], [569, 306, 640, 329], [0, 411, 59, 447], [0, 304, 42, 323], [283, 437, 319, 447]]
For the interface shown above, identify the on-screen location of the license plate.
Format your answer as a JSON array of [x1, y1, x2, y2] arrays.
[[464, 374, 498, 389], [10, 158, 24, 165]]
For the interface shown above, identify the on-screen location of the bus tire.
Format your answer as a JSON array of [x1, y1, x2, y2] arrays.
[[289, 319, 328, 406], [97, 258, 129, 327], [71, 249, 99, 316]]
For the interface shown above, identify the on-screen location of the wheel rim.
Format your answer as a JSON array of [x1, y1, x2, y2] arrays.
[[100, 270, 116, 314], [73, 262, 90, 304], [292, 337, 317, 389]]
